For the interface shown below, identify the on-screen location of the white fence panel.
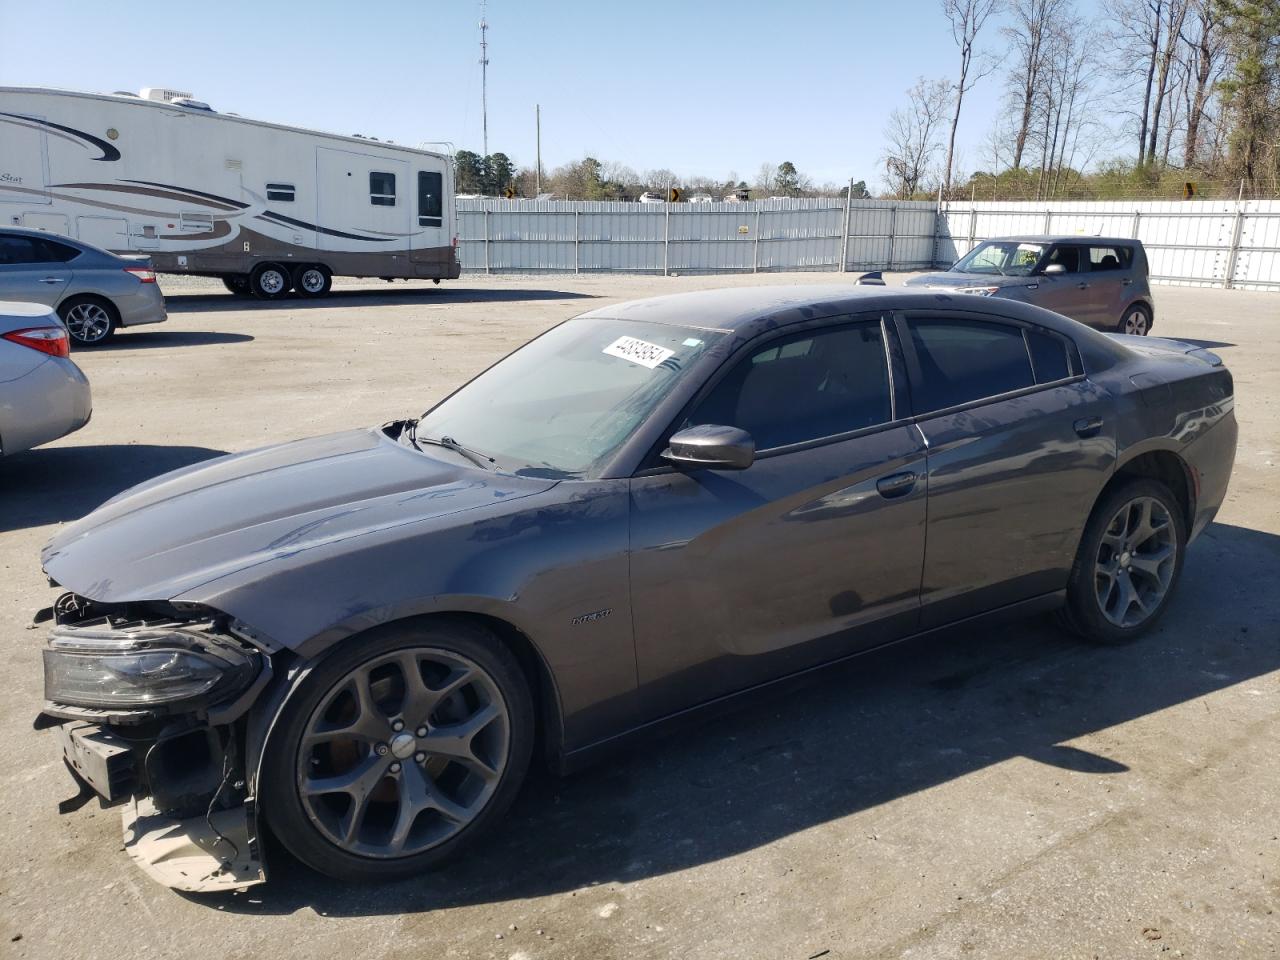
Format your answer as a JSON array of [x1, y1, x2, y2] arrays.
[[457, 198, 1279, 290]]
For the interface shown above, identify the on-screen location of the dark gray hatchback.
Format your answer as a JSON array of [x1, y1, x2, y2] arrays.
[[905, 235, 1156, 335], [33, 285, 1234, 891]]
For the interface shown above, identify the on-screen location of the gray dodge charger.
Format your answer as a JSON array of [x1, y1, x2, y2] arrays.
[[33, 286, 1236, 891]]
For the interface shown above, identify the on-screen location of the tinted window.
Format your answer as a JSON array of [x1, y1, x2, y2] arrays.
[[369, 172, 396, 206], [38, 238, 79, 262], [1025, 328, 1072, 383], [1044, 245, 1084, 272], [907, 319, 1034, 414], [0, 235, 42, 265], [266, 183, 295, 202], [418, 171, 443, 227], [1088, 245, 1132, 271], [688, 322, 892, 450]]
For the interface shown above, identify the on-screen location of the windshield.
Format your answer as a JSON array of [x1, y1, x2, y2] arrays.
[[952, 240, 1046, 276], [415, 317, 725, 478]]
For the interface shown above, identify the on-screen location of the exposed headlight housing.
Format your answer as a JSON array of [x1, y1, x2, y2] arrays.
[[957, 285, 1001, 296], [43, 622, 259, 710]]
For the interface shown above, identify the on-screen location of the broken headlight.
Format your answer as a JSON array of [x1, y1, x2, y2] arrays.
[[43, 622, 259, 709]]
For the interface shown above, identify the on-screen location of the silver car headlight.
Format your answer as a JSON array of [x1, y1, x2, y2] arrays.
[[43, 623, 260, 709]]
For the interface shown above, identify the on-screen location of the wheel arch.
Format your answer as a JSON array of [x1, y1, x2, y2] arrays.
[[1105, 447, 1195, 531], [245, 610, 565, 809]]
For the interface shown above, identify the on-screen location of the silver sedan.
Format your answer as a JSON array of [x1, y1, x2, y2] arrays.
[[0, 228, 167, 347], [0, 301, 91, 456]]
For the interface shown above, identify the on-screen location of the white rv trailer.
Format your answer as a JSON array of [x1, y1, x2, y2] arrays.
[[0, 87, 460, 298]]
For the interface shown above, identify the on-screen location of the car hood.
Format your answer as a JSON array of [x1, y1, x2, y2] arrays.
[[41, 427, 557, 603], [902, 272, 1033, 291]]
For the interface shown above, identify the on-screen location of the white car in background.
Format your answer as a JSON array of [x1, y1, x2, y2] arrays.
[[689, 194, 714, 204], [638, 192, 665, 204]]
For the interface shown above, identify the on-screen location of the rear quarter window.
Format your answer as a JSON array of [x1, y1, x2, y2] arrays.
[[906, 319, 1035, 414]]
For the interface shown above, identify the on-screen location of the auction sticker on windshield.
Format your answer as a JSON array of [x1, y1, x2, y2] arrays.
[[603, 336, 676, 369]]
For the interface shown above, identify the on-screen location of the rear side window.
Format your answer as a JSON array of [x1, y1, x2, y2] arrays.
[[1088, 245, 1132, 271], [418, 171, 443, 227], [266, 182, 295, 202], [1025, 328, 1072, 383], [688, 321, 892, 449], [369, 172, 396, 206], [906, 319, 1034, 414]]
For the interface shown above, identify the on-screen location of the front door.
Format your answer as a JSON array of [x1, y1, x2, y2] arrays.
[[1032, 243, 1093, 323], [897, 311, 1117, 628], [629, 316, 927, 721]]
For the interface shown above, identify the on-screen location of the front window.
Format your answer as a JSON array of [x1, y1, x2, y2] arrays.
[[952, 240, 1045, 276], [415, 317, 725, 478], [369, 172, 396, 206]]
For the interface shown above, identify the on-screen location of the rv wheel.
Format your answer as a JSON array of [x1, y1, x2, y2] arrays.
[[250, 263, 292, 300], [294, 264, 333, 298]]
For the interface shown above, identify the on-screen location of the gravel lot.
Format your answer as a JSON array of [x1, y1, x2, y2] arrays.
[[1, 272, 1277, 960]]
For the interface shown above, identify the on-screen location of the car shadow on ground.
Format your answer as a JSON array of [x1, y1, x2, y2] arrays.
[[162, 287, 599, 314], [196, 520, 1280, 918], [85, 331, 255, 351], [0, 443, 227, 533]]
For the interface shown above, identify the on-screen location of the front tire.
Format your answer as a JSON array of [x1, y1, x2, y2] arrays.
[[58, 296, 118, 346], [250, 262, 292, 300], [1118, 303, 1152, 336], [1059, 478, 1186, 644], [261, 619, 534, 882], [293, 264, 332, 298]]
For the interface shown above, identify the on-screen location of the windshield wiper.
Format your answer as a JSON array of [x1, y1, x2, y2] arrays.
[[403, 420, 495, 470]]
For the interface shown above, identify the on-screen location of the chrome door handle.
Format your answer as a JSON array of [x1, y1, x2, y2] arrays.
[[1074, 416, 1104, 438], [876, 471, 918, 498], [41, 277, 64, 283], [1122, 278, 1133, 286], [1076, 282, 1089, 289]]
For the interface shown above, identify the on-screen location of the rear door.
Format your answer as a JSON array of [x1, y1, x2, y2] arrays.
[[629, 315, 928, 720], [898, 311, 1116, 628], [1084, 243, 1135, 329], [0, 233, 72, 305]]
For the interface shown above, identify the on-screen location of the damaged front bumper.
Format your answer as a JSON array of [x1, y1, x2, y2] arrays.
[[35, 595, 275, 893]]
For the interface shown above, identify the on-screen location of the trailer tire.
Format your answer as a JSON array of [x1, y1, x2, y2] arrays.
[[222, 275, 251, 297], [294, 264, 332, 298], [250, 263, 292, 300]]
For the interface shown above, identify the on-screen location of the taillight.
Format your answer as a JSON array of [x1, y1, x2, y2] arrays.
[[124, 265, 157, 283], [3, 326, 70, 358]]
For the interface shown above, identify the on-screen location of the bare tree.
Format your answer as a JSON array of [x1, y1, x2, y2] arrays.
[[882, 78, 952, 198], [940, 0, 1001, 194], [1003, 0, 1069, 168], [1178, 0, 1226, 167], [1146, 0, 1190, 163]]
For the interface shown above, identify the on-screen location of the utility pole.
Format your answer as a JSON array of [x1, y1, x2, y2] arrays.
[[479, 3, 490, 156], [535, 104, 542, 195]]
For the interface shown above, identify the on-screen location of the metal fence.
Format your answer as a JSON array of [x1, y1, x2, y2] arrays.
[[457, 197, 1280, 291]]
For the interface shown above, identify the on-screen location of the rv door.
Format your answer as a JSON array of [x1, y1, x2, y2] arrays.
[[315, 147, 411, 253]]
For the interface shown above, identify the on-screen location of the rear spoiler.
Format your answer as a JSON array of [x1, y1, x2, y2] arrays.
[[1106, 334, 1223, 367], [854, 271, 886, 286]]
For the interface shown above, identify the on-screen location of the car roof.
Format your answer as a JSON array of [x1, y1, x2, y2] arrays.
[[575, 283, 1133, 365], [985, 235, 1139, 245]]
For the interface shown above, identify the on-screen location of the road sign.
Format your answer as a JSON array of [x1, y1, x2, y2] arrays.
[[503, 186, 516, 200], [1183, 181, 1196, 199], [668, 188, 681, 202]]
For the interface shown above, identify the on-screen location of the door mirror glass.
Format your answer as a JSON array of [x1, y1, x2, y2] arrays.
[[663, 424, 755, 470], [1043, 263, 1067, 275]]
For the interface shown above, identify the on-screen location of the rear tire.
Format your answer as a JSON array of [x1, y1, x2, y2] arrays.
[[250, 262, 292, 300], [261, 619, 534, 882], [58, 296, 118, 347], [293, 264, 332, 298], [1118, 303, 1152, 336], [1058, 478, 1186, 644], [222, 275, 251, 297]]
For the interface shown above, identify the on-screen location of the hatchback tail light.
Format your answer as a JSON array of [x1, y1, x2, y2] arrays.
[[3, 326, 70, 358], [124, 265, 157, 283]]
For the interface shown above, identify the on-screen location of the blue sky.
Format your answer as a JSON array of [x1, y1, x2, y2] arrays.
[[0, 0, 1104, 188]]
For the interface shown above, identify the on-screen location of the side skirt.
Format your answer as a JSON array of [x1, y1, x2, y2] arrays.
[[557, 590, 1066, 775]]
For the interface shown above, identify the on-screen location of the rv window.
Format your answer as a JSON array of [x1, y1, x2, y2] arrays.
[[266, 183, 295, 202], [370, 172, 396, 206], [418, 171, 443, 227]]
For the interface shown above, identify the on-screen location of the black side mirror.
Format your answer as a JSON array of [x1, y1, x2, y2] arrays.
[[662, 424, 755, 471]]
